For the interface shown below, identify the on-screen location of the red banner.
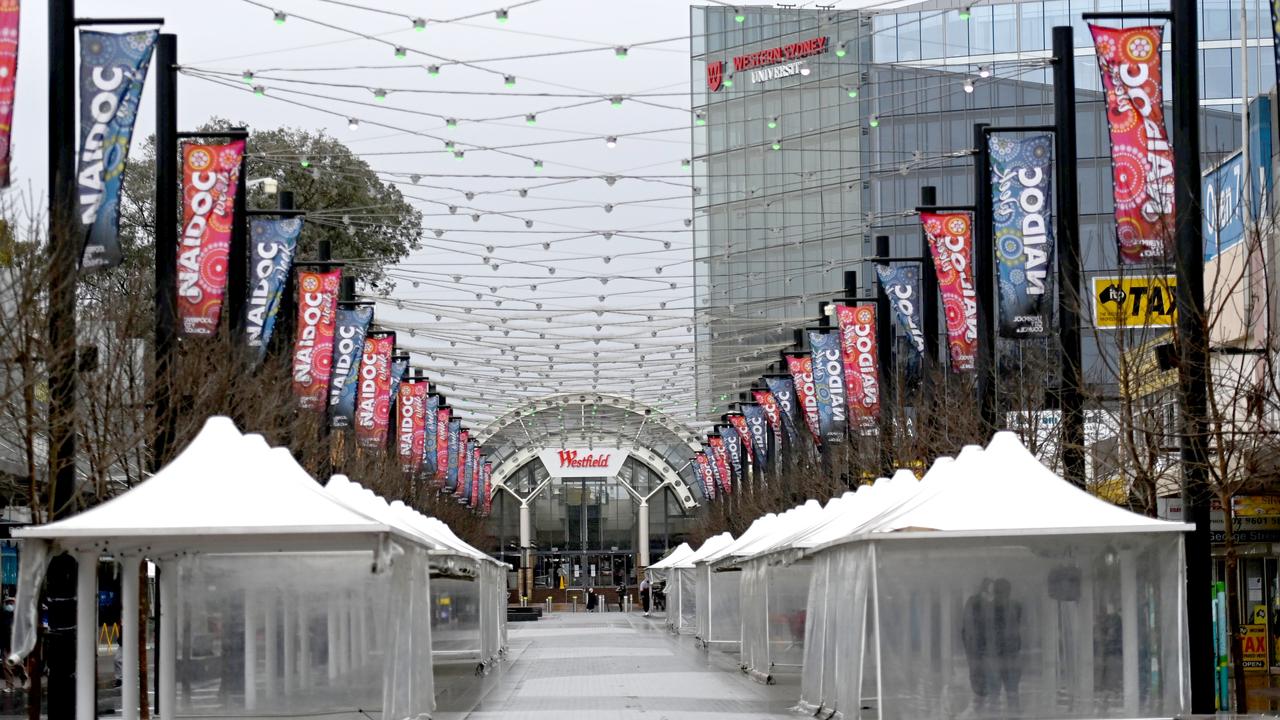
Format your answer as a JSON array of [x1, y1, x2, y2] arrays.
[[0, 1, 19, 187], [292, 269, 341, 409], [1090, 24, 1174, 264], [482, 462, 493, 514], [786, 354, 821, 443], [355, 333, 393, 448], [922, 211, 977, 372], [696, 452, 715, 500], [454, 430, 469, 497], [177, 140, 245, 336], [436, 407, 450, 484], [728, 414, 752, 463], [397, 381, 427, 476], [709, 437, 732, 494], [470, 446, 481, 507], [834, 304, 880, 427]]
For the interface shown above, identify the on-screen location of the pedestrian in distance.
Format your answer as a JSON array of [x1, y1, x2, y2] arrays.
[[991, 578, 1023, 714], [639, 576, 651, 616], [961, 578, 996, 714], [615, 582, 626, 612]]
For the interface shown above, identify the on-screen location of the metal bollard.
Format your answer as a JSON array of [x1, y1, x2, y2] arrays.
[[572, 597, 577, 613], [546, 597, 552, 615]]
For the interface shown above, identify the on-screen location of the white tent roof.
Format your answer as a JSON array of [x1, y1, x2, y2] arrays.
[[648, 542, 694, 570], [702, 513, 781, 565], [16, 417, 400, 554], [671, 532, 734, 568], [867, 432, 1188, 537], [792, 464, 931, 552], [711, 499, 827, 567]]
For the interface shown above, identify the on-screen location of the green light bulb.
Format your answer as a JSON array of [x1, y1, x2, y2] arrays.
[[847, 88, 858, 98]]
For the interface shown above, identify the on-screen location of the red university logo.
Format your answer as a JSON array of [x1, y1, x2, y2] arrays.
[[706, 60, 724, 92]]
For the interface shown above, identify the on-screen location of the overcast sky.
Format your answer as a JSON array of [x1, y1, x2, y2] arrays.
[[11, 0, 718, 431]]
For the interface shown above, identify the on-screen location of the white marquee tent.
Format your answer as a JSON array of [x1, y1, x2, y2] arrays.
[[9, 416, 503, 720], [791, 433, 1191, 720], [667, 532, 732, 635]]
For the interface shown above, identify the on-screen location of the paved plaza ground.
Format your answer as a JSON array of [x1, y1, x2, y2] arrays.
[[433, 610, 800, 720]]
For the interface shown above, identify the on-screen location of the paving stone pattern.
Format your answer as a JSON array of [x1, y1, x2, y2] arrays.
[[433, 611, 800, 720]]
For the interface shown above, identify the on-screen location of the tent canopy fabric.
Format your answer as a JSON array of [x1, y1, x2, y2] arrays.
[[647, 542, 693, 570], [671, 532, 733, 568], [16, 417, 402, 555]]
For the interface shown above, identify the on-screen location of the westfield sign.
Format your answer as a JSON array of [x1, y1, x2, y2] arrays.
[[537, 448, 630, 477], [707, 36, 828, 92]]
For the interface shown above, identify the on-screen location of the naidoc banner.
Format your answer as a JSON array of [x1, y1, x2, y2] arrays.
[[482, 462, 493, 514], [989, 133, 1054, 337], [709, 437, 732, 494], [753, 389, 784, 459], [922, 211, 978, 372], [77, 30, 157, 270], [176, 140, 245, 336], [742, 404, 769, 467], [763, 377, 801, 446], [875, 265, 926, 356], [387, 360, 408, 445], [0, 1, 19, 188], [291, 269, 341, 410], [470, 446, 482, 508], [695, 452, 715, 500], [463, 435, 478, 502], [834, 304, 880, 428], [445, 419, 461, 492], [328, 306, 373, 428], [455, 430, 470, 497], [785, 355, 822, 444], [721, 426, 743, 483], [245, 218, 302, 361], [808, 331, 848, 443], [396, 382, 421, 476], [1090, 24, 1175, 264], [728, 414, 753, 464], [355, 333, 394, 449], [423, 394, 439, 477], [435, 407, 450, 484], [411, 383, 428, 478]]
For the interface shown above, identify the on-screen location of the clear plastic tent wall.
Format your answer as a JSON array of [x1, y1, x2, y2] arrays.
[[696, 563, 742, 649], [675, 567, 698, 633], [431, 577, 482, 659], [739, 561, 810, 682], [865, 532, 1187, 720], [169, 548, 434, 720]]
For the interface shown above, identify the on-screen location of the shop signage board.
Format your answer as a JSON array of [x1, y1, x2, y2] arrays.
[[1209, 496, 1280, 543], [706, 35, 828, 92], [538, 448, 629, 478], [1241, 623, 1268, 672], [1091, 275, 1177, 330]]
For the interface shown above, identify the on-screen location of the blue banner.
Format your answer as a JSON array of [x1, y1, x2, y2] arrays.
[[721, 426, 743, 482], [78, 30, 158, 270], [1204, 95, 1272, 261], [808, 331, 846, 444], [989, 133, 1054, 337], [388, 358, 408, 424], [691, 457, 707, 497], [328, 306, 373, 428], [743, 404, 769, 466], [462, 440, 475, 502], [445, 419, 461, 491], [875, 264, 926, 355], [704, 449, 722, 495], [423, 394, 439, 476], [245, 218, 302, 362], [764, 376, 801, 446]]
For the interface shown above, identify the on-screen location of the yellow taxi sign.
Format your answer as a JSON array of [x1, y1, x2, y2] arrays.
[[1092, 275, 1177, 329]]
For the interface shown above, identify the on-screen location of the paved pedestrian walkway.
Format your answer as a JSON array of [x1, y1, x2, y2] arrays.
[[433, 610, 801, 719]]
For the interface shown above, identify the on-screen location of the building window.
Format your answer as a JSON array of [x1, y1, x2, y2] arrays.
[[872, 14, 898, 62]]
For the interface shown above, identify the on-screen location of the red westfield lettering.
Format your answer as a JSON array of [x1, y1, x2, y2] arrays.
[[557, 450, 612, 469]]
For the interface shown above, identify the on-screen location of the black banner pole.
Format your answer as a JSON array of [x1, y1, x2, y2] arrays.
[[871, 240, 895, 475], [45, 1, 79, 717], [920, 185, 941, 390], [973, 122, 996, 438], [1051, 26, 1087, 491], [227, 128, 249, 338], [1170, 0, 1213, 709], [153, 33, 178, 473]]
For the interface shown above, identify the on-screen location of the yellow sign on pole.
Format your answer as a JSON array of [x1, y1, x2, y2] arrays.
[[1092, 275, 1177, 329], [1241, 624, 1268, 672]]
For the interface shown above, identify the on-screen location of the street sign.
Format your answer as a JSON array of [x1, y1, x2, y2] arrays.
[[1091, 275, 1177, 330]]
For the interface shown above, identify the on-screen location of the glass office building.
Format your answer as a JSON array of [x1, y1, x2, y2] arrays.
[[690, 2, 1265, 421]]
